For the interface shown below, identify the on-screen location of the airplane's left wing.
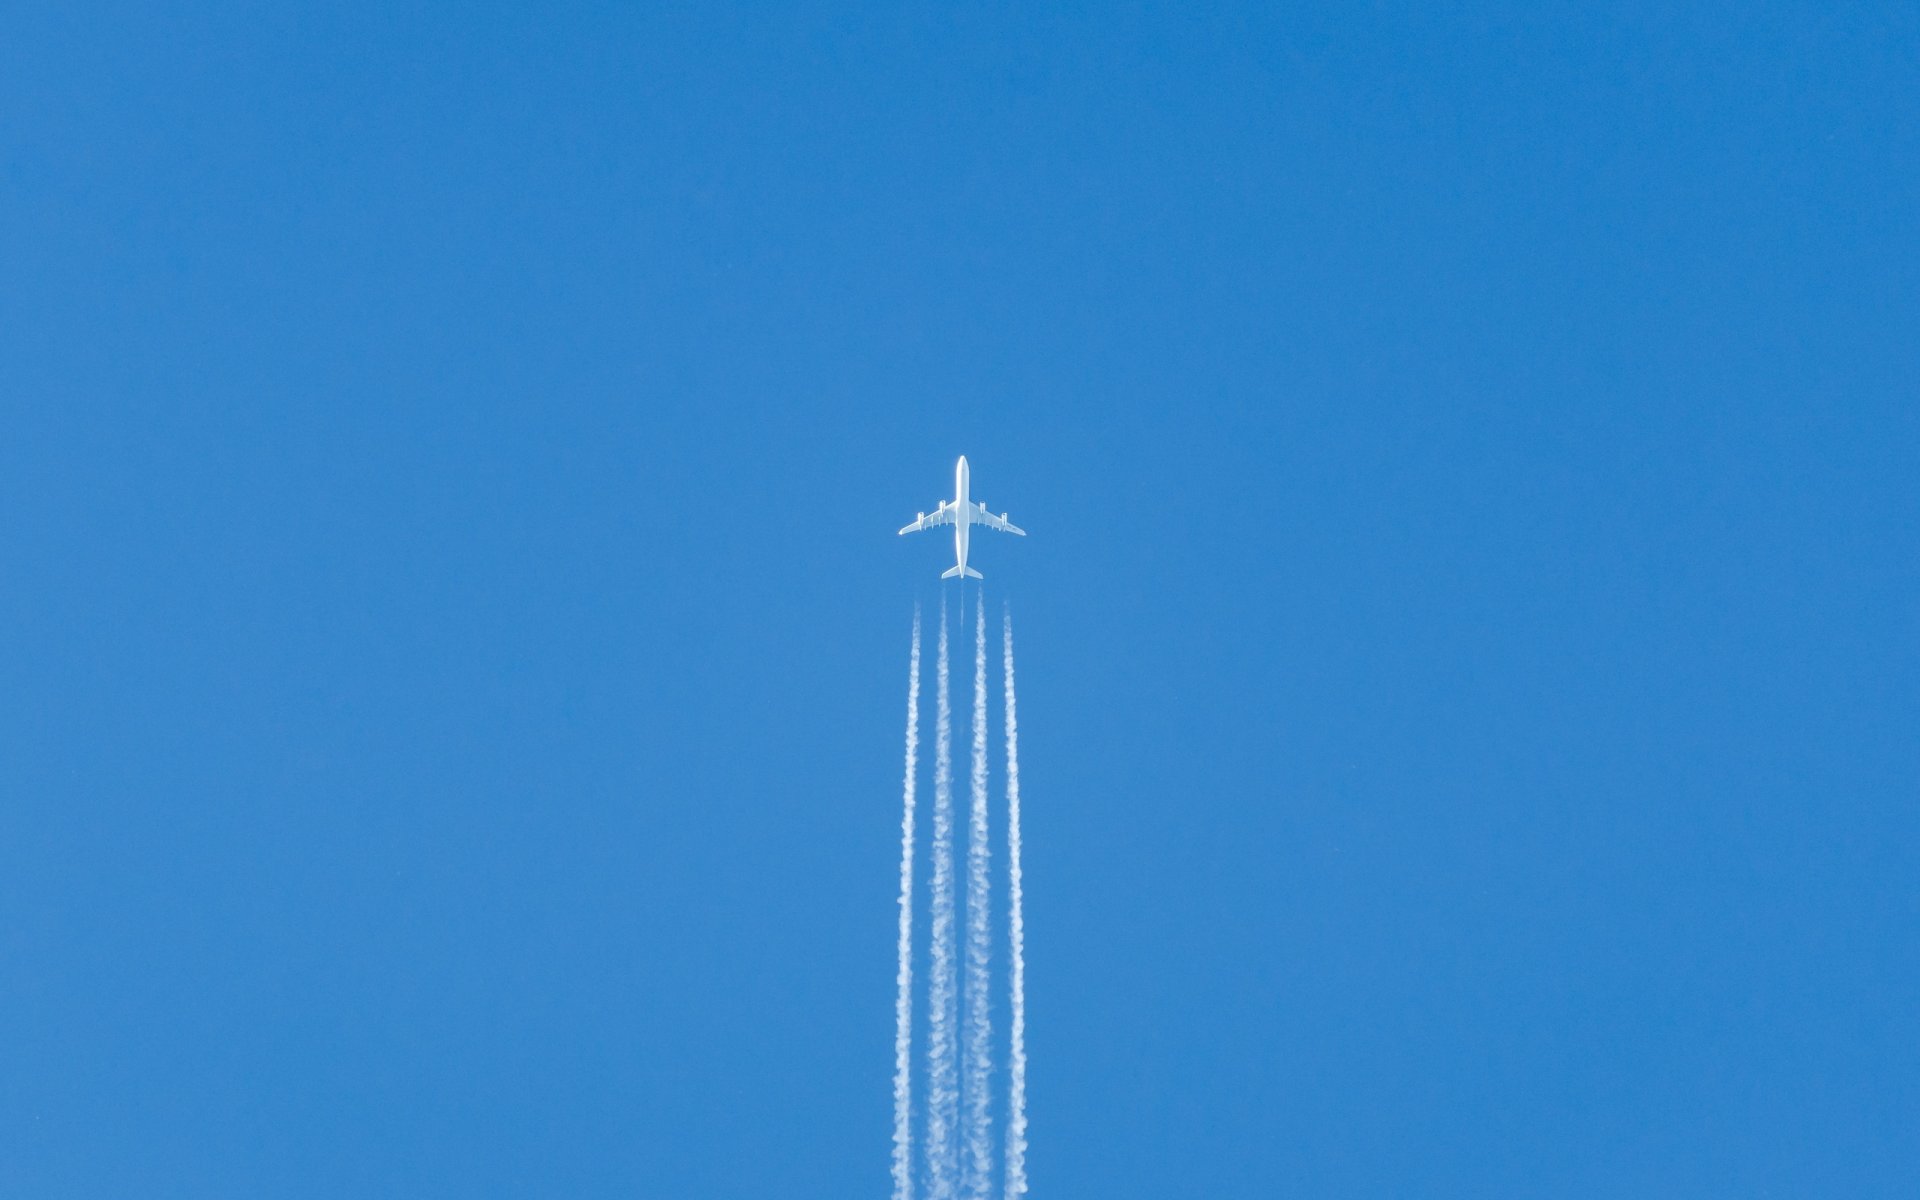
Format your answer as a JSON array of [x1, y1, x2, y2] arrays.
[[898, 503, 956, 535], [971, 503, 1026, 535]]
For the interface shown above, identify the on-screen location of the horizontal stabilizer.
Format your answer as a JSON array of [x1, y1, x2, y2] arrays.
[[941, 565, 984, 580]]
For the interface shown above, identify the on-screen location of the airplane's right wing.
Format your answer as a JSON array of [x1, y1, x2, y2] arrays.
[[971, 503, 1025, 535], [898, 503, 956, 535]]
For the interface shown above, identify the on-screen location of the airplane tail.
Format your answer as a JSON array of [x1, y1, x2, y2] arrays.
[[942, 566, 983, 580]]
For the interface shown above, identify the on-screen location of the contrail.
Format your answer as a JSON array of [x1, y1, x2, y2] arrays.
[[891, 611, 922, 1200], [1002, 606, 1028, 1199], [925, 598, 959, 1199], [962, 597, 994, 1197]]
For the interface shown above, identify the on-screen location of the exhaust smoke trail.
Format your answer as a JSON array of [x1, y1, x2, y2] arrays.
[[962, 597, 994, 1197], [1002, 606, 1028, 1199], [892, 611, 922, 1200], [925, 598, 959, 1199]]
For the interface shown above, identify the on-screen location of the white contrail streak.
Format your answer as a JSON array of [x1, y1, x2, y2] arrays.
[[1002, 606, 1028, 1199], [962, 598, 994, 1198], [892, 611, 922, 1200], [925, 599, 959, 1199]]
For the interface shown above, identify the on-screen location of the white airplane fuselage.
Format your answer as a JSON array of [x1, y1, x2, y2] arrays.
[[952, 455, 972, 576]]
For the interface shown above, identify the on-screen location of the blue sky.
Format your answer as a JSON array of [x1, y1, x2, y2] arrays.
[[3, 4, 1916, 1196]]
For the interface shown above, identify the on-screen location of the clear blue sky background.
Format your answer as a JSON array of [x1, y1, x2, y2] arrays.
[[3, 4, 1916, 1196]]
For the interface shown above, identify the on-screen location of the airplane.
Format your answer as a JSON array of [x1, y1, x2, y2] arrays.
[[898, 455, 1025, 579]]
